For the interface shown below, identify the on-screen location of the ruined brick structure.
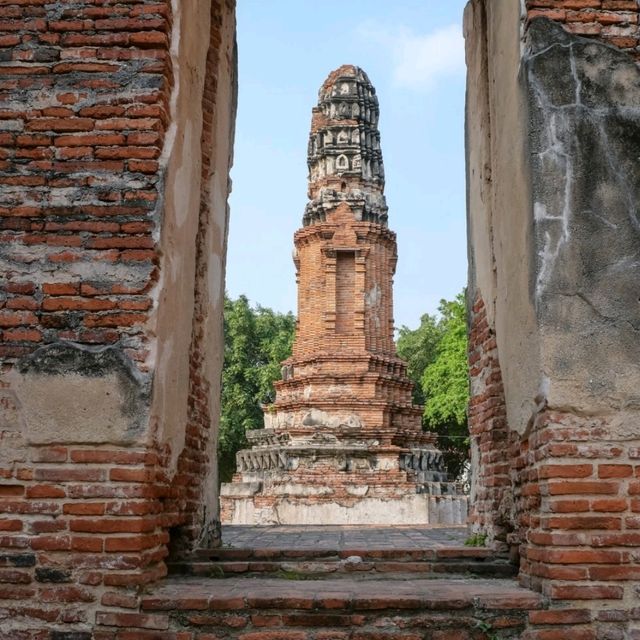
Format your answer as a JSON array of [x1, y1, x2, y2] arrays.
[[0, 0, 638, 637], [466, 1, 640, 637], [0, 0, 237, 636], [220, 65, 466, 526]]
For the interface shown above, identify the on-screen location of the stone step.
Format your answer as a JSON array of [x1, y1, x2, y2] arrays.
[[137, 576, 544, 639], [171, 545, 516, 579]]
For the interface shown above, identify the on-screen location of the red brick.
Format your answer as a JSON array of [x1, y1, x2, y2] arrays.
[[128, 159, 158, 173], [86, 236, 154, 249], [6, 282, 36, 295], [95, 611, 169, 630], [54, 133, 125, 146], [0, 310, 37, 327], [30, 535, 70, 551], [42, 297, 117, 311], [26, 485, 66, 499], [101, 590, 140, 609], [548, 481, 619, 495], [3, 327, 43, 342], [63, 502, 105, 516], [110, 467, 154, 483], [238, 633, 306, 640], [95, 117, 160, 131], [40, 585, 94, 603], [529, 608, 592, 625], [589, 565, 640, 580], [593, 532, 640, 546], [0, 519, 23, 531], [70, 517, 156, 534], [524, 630, 596, 640], [591, 498, 628, 512], [79, 105, 125, 118], [26, 117, 94, 132], [550, 499, 590, 513], [598, 464, 633, 478], [6, 296, 39, 310], [550, 584, 623, 600], [70, 536, 104, 553], [129, 31, 168, 47], [540, 464, 593, 478], [42, 282, 79, 295], [34, 468, 105, 482], [0, 485, 24, 497], [93, 18, 166, 31]]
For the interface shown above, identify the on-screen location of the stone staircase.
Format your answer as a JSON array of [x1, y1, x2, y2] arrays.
[[130, 526, 545, 639], [170, 544, 516, 580], [142, 576, 543, 639]]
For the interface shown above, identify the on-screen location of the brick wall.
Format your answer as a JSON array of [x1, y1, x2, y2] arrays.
[[467, 295, 513, 547], [0, 1, 169, 367], [292, 221, 397, 360], [0, 0, 236, 636], [527, 0, 640, 56], [467, 2, 640, 636], [522, 5, 640, 637]]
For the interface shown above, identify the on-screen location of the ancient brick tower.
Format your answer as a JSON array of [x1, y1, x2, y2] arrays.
[[221, 65, 466, 525]]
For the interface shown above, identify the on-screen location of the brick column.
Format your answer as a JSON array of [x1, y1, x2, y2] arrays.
[[465, 1, 640, 636], [0, 1, 236, 636]]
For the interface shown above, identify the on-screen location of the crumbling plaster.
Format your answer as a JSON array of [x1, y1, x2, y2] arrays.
[[151, 0, 236, 485], [464, 0, 539, 435], [525, 19, 640, 420], [466, 3, 640, 437]]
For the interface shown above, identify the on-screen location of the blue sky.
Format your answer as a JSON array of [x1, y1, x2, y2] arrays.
[[226, 0, 468, 330]]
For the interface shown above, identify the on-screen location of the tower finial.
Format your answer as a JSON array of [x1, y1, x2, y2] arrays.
[[304, 65, 387, 227]]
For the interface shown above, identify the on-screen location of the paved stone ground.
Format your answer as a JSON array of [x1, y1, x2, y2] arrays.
[[221, 525, 470, 550]]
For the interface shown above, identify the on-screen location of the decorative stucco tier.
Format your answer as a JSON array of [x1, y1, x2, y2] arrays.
[[220, 65, 466, 525]]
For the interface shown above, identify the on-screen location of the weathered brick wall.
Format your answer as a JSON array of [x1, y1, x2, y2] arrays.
[[521, 6, 640, 636], [467, 295, 513, 547], [466, 1, 640, 637], [0, 0, 237, 636], [527, 0, 640, 54], [163, 0, 237, 559], [0, 1, 168, 365]]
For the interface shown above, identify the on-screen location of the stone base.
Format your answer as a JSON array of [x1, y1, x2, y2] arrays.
[[220, 428, 467, 526], [220, 489, 468, 525]]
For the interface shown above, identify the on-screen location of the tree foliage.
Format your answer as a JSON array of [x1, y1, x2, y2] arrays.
[[219, 295, 295, 483], [397, 291, 470, 481], [397, 313, 441, 406]]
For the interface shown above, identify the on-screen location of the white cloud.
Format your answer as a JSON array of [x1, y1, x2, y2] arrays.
[[358, 22, 465, 92]]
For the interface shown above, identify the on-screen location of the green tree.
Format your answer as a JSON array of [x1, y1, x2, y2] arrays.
[[422, 293, 469, 481], [397, 291, 470, 481], [218, 295, 295, 483], [397, 312, 442, 405]]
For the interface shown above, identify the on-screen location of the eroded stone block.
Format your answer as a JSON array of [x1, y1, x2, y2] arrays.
[[10, 342, 150, 445]]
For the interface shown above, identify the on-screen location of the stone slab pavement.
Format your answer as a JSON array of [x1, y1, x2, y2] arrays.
[[222, 525, 470, 551]]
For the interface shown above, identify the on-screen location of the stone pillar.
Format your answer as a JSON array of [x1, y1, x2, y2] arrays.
[[0, 1, 236, 636], [465, 1, 640, 635]]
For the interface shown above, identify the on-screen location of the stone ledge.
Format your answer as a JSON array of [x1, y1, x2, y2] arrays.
[[142, 576, 544, 612]]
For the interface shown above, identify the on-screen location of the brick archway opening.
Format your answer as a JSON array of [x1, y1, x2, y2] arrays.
[[1, 0, 640, 637]]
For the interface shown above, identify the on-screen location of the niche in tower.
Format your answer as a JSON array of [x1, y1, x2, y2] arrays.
[[335, 250, 355, 334]]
